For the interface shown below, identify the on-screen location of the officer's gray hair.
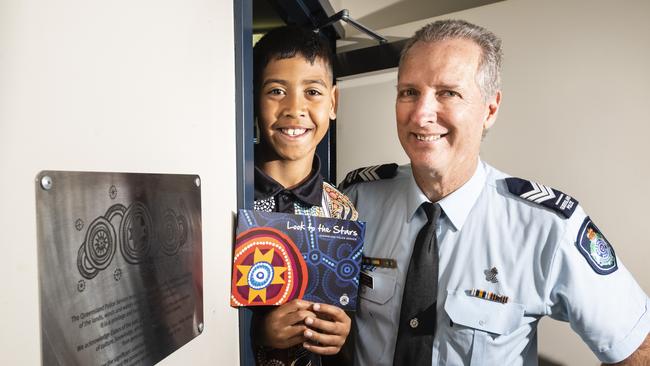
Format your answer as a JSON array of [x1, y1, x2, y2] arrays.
[[399, 19, 503, 100]]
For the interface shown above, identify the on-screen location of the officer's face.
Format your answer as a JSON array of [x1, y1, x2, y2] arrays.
[[257, 56, 336, 163], [396, 39, 500, 184]]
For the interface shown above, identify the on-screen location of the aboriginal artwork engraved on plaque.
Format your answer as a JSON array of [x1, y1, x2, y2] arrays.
[[120, 202, 153, 264], [109, 185, 118, 199], [77, 279, 85, 292], [160, 208, 189, 256], [113, 268, 122, 281], [76, 193, 190, 280]]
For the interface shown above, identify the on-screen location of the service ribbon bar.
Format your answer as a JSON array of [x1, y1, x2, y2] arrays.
[[469, 288, 509, 304]]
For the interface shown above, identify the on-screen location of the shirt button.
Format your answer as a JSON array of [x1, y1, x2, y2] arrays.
[[409, 318, 419, 329]]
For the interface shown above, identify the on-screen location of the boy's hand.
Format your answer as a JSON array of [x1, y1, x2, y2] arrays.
[[260, 299, 316, 349], [302, 303, 351, 355]]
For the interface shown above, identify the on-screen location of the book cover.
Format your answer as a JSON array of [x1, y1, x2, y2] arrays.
[[230, 209, 365, 311]]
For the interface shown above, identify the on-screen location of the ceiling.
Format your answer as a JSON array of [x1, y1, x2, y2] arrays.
[[334, 0, 502, 49], [252, 0, 503, 50], [334, 0, 502, 34]]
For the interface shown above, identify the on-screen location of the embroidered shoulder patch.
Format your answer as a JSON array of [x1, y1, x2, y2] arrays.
[[505, 177, 578, 218], [338, 163, 398, 190], [576, 217, 618, 275]]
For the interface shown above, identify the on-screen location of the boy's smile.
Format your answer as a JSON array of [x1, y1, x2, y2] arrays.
[[281, 128, 307, 137], [257, 55, 337, 164]]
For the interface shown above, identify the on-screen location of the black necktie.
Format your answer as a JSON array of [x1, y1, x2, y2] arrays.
[[393, 202, 441, 366]]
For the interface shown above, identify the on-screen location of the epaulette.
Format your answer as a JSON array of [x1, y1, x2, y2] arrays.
[[338, 163, 398, 190], [505, 177, 578, 219]]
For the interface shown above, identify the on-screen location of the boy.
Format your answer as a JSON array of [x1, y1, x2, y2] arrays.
[[251, 26, 356, 366]]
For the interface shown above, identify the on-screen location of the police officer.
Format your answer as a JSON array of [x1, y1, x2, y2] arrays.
[[341, 19, 650, 365]]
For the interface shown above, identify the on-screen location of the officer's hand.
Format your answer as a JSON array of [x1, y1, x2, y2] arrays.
[[260, 299, 317, 349], [302, 303, 351, 355]]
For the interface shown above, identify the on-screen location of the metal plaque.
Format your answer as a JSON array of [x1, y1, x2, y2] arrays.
[[36, 171, 203, 366]]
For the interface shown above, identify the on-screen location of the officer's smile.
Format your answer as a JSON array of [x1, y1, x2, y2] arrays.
[[414, 133, 446, 142]]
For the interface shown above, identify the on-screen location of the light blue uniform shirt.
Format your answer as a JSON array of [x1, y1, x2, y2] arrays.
[[344, 161, 650, 365]]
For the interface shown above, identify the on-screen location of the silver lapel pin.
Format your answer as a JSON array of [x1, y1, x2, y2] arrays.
[[484, 266, 499, 283]]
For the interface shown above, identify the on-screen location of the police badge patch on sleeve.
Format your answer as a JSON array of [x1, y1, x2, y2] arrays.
[[576, 217, 618, 275]]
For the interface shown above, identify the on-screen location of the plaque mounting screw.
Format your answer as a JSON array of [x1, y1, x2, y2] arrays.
[[41, 175, 53, 190], [194, 177, 201, 187], [197, 322, 204, 333]]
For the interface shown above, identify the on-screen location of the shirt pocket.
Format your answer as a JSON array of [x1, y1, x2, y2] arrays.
[[356, 270, 398, 365], [442, 290, 525, 365]]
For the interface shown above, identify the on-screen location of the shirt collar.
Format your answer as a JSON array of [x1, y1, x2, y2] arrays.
[[406, 160, 487, 231], [437, 160, 487, 231], [406, 166, 430, 223], [254, 156, 323, 207]]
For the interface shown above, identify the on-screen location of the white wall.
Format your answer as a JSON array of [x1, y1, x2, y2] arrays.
[[337, 69, 408, 173], [337, 0, 650, 364], [0, 0, 239, 364]]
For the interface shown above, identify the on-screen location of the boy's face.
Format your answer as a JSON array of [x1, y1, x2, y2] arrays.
[[257, 55, 337, 163]]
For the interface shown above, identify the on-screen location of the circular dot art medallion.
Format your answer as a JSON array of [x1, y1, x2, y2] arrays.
[[336, 258, 359, 281], [309, 251, 321, 264], [120, 202, 153, 264], [177, 214, 188, 246], [231, 227, 308, 306], [161, 209, 180, 256], [248, 262, 274, 290], [84, 216, 117, 270]]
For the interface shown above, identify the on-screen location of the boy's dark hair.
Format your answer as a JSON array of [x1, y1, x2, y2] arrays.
[[253, 26, 334, 100]]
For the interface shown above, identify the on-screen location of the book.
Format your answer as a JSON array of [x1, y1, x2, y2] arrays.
[[230, 209, 365, 311]]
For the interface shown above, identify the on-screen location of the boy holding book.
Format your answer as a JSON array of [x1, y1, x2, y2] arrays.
[[251, 25, 356, 366]]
